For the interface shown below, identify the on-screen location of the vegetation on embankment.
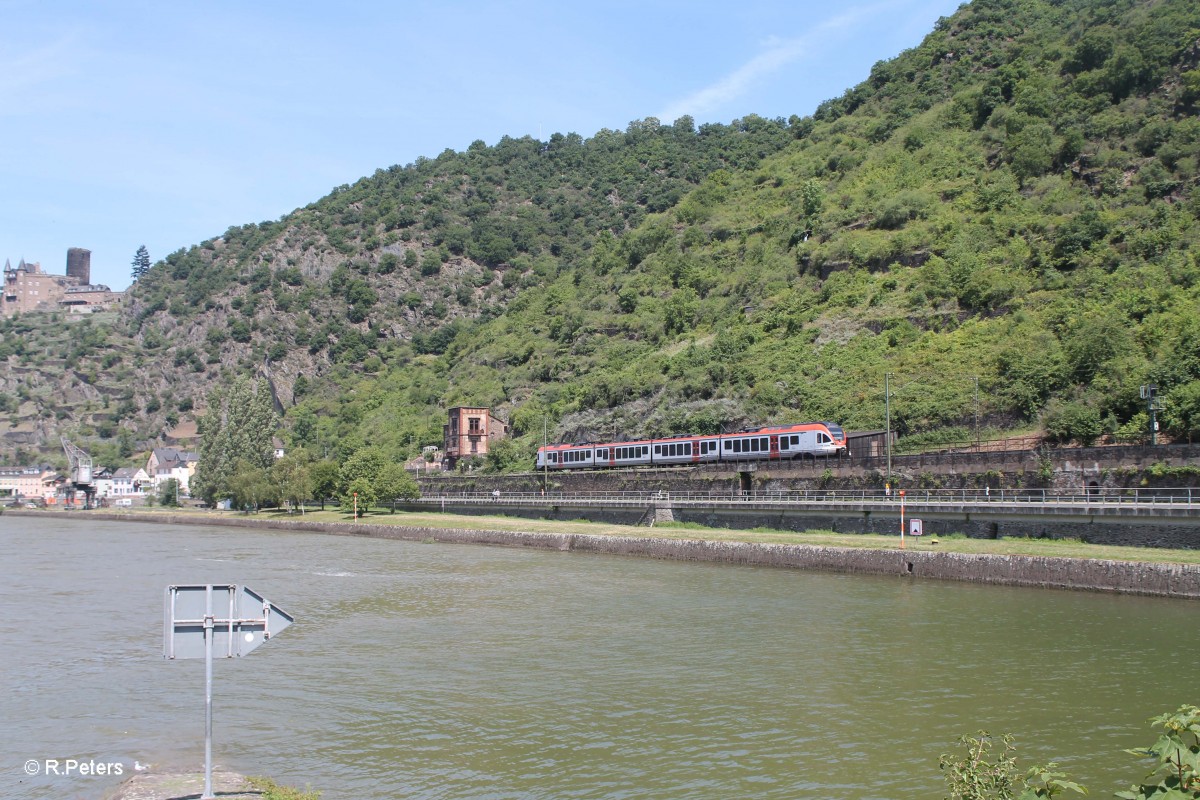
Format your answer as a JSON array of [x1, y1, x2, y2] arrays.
[[53, 505, 1200, 565], [246, 776, 321, 800]]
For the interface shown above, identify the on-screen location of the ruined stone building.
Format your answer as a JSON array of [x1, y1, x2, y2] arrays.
[[1, 249, 123, 316]]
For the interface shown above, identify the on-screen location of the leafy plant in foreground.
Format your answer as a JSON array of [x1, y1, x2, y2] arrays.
[[940, 731, 1086, 800], [1118, 705, 1200, 799]]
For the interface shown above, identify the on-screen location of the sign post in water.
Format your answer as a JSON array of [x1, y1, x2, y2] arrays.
[[164, 584, 294, 800]]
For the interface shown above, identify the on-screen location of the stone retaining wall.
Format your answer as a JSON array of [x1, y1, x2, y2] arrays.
[[22, 510, 1200, 600], [402, 499, 1200, 550]]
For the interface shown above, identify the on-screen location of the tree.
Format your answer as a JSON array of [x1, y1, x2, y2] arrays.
[[1042, 400, 1103, 446], [228, 458, 277, 512], [192, 378, 280, 506], [339, 446, 386, 492], [375, 462, 419, 511], [338, 446, 385, 516], [131, 245, 151, 281], [336, 446, 416, 515], [341, 477, 376, 517], [271, 449, 313, 513], [1164, 381, 1200, 443], [158, 478, 181, 507], [800, 178, 824, 218], [484, 438, 528, 473], [309, 460, 341, 510]]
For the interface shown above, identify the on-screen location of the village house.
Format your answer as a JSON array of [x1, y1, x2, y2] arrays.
[[442, 407, 508, 469], [146, 448, 198, 495], [0, 465, 57, 502], [108, 466, 149, 498]]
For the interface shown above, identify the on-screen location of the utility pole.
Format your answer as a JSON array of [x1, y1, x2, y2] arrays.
[[1141, 385, 1159, 445], [885, 372, 893, 493], [973, 376, 980, 449]]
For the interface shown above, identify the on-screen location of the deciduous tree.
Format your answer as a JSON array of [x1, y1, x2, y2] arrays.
[[193, 378, 279, 506]]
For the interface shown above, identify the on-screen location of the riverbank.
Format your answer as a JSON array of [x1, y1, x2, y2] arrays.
[[104, 768, 256, 800], [11, 508, 1200, 599]]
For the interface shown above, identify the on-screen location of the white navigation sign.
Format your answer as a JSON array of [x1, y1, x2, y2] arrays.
[[164, 584, 293, 659], [163, 584, 294, 800]]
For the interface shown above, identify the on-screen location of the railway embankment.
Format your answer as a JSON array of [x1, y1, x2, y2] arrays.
[[417, 442, 1200, 497], [17, 509, 1200, 599]]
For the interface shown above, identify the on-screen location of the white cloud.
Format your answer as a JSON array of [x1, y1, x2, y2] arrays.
[[656, 3, 890, 122]]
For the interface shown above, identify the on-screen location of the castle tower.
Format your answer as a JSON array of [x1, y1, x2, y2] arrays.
[[66, 247, 91, 286]]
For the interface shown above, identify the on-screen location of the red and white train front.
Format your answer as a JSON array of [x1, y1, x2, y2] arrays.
[[535, 421, 847, 470]]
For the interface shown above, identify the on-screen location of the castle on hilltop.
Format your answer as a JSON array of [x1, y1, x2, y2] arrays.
[[1, 248, 123, 317]]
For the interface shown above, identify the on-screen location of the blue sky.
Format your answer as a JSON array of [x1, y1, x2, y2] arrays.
[[1, 0, 964, 291]]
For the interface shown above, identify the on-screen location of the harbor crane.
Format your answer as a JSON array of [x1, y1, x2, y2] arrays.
[[61, 436, 96, 509]]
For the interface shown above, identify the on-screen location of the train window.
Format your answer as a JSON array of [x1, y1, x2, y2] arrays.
[[750, 438, 759, 452], [724, 441, 732, 451], [684, 443, 691, 455], [654, 446, 661, 455], [793, 435, 800, 446], [818, 433, 830, 444]]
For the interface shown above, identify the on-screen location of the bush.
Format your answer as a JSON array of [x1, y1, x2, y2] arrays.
[[1042, 400, 1102, 446]]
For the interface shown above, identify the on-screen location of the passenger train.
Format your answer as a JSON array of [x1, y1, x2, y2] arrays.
[[535, 421, 847, 471]]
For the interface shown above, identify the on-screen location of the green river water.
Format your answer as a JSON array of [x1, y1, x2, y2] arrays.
[[1, 515, 1195, 799]]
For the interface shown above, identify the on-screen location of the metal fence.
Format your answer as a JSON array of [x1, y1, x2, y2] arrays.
[[411, 487, 1200, 509]]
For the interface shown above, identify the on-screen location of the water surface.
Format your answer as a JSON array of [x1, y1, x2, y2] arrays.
[[0, 515, 1193, 799]]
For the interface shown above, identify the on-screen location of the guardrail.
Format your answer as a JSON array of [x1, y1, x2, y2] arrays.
[[410, 487, 1200, 508]]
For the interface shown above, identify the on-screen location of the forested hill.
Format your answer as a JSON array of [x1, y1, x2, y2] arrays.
[[3, 0, 1200, 470]]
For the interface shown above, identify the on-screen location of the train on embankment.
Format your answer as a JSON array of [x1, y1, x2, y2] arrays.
[[535, 421, 848, 471]]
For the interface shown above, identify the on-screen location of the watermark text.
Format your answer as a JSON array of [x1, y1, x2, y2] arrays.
[[23, 759, 124, 777]]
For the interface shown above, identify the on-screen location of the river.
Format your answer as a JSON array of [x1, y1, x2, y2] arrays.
[[0, 514, 1195, 799]]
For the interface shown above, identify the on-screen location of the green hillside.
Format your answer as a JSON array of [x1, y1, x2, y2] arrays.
[[3, 0, 1199, 472]]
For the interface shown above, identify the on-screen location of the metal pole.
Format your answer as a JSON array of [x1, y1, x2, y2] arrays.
[[1150, 391, 1158, 447], [885, 373, 892, 493], [973, 376, 980, 449], [203, 586, 214, 800]]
